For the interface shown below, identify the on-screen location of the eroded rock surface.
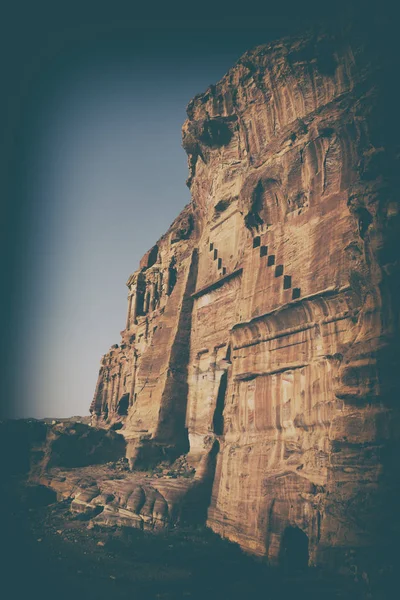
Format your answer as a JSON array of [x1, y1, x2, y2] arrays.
[[35, 25, 400, 579]]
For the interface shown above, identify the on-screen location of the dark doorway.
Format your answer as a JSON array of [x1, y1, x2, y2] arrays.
[[167, 257, 177, 295], [280, 526, 309, 572], [117, 393, 129, 416], [213, 371, 228, 435]]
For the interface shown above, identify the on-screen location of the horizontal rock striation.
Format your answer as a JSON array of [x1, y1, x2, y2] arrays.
[[41, 24, 400, 578]]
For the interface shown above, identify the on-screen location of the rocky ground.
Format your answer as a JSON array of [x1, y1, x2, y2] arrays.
[[1, 419, 393, 598], [2, 478, 373, 600]]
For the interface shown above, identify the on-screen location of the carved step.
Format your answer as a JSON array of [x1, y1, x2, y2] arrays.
[[263, 244, 300, 299], [209, 243, 225, 275], [283, 275, 292, 289], [292, 287, 301, 299]]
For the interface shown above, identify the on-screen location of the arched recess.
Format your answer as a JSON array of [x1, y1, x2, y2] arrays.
[[258, 178, 285, 225], [244, 178, 285, 231], [147, 245, 158, 268]]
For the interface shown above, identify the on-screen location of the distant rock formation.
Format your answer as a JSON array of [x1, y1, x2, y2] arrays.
[[37, 24, 400, 578]]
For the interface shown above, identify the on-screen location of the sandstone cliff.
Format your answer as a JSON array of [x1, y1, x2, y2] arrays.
[[42, 25, 400, 577]]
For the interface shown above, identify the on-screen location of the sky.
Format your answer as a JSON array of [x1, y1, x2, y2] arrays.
[[0, 2, 367, 419]]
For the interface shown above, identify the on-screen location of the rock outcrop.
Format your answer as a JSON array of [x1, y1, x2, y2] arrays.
[[38, 24, 400, 579]]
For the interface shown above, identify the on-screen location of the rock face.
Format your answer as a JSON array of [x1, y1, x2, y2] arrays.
[[84, 25, 400, 573]]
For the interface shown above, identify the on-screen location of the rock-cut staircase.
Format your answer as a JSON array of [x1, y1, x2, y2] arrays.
[[209, 242, 227, 277], [207, 236, 301, 302], [252, 235, 301, 301]]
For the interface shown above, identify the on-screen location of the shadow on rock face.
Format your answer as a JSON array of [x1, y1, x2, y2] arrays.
[[22, 484, 57, 508], [46, 423, 126, 469], [0, 419, 48, 479], [180, 439, 220, 526], [279, 526, 309, 573]]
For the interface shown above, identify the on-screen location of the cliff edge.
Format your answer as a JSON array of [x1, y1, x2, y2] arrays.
[[36, 24, 400, 579]]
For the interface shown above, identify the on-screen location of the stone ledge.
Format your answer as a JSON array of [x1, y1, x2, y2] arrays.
[[191, 268, 243, 299]]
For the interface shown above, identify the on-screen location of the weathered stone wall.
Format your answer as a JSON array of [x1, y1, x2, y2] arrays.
[[90, 25, 400, 572]]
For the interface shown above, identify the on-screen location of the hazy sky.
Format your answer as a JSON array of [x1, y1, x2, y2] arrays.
[[1, 7, 355, 419]]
